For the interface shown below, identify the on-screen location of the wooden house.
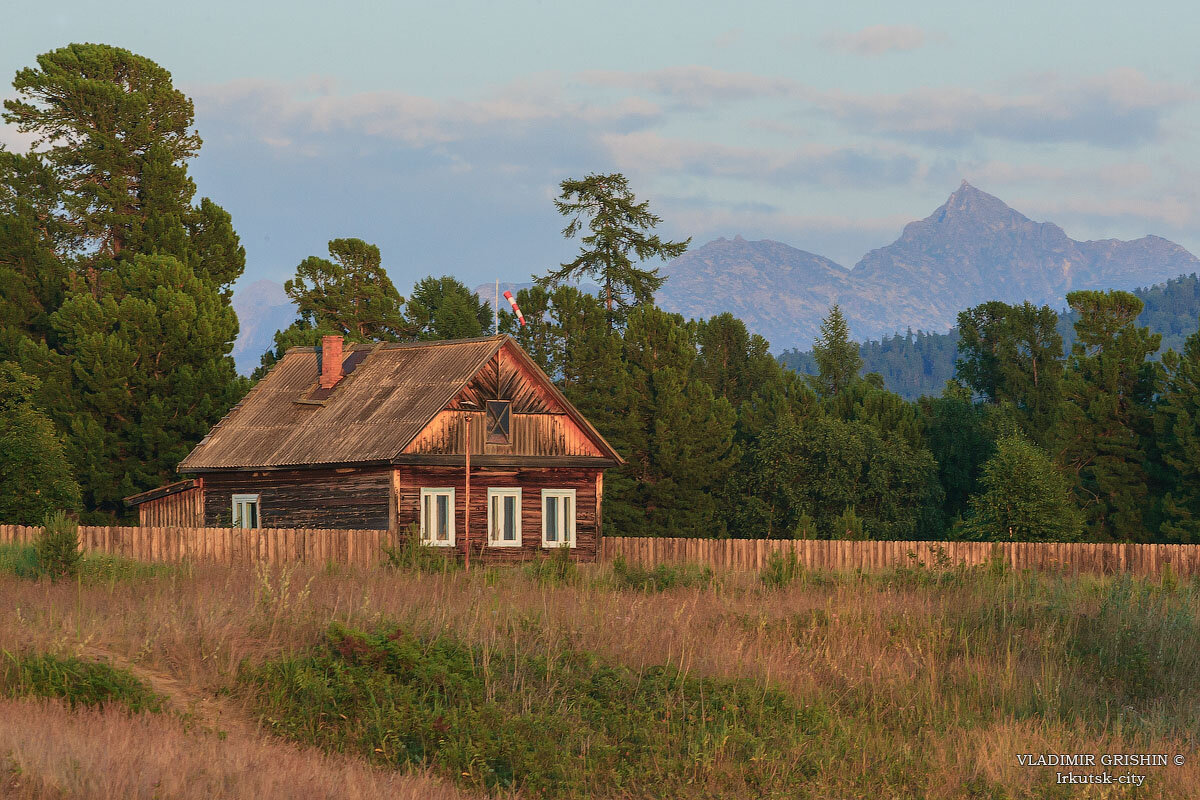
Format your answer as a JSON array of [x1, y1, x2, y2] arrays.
[[124, 335, 623, 561]]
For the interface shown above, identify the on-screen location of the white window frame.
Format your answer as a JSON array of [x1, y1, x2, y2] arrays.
[[420, 488, 456, 547], [487, 487, 522, 547], [541, 489, 576, 548], [231, 494, 261, 529]]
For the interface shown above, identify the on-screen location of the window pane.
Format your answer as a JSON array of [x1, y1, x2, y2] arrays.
[[546, 497, 558, 542], [504, 496, 516, 540], [437, 495, 449, 541], [423, 495, 431, 540], [248, 502, 258, 529]]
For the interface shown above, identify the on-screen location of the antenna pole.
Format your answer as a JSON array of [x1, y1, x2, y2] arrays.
[[494, 279, 499, 332]]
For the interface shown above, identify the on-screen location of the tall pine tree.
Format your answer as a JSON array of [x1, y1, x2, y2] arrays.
[[1055, 290, 1160, 541], [1154, 323, 1200, 542], [808, 305, 862, 399]]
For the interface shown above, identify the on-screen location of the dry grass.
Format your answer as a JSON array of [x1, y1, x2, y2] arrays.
[[1, 559, 1197, 797], [0, 698, 475, 800]]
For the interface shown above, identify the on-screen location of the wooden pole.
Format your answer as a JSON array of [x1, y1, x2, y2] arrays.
[[464, 413, 471, 572]]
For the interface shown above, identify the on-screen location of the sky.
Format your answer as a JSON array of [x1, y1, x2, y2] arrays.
[[3, 1, 1199, 295]]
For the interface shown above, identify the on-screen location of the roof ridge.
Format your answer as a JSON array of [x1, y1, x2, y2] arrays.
[[284, 334, 507, 354]]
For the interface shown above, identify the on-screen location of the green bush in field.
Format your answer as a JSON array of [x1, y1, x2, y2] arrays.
[[1, 652, 163, 713], [608, 554, 713, 592], [0, 542, 173, 582], [523, 544, 577, 587], [761, 550, 803, 589], [240, 623, 824, 798], [35, 510, 79, 580], [831, 506, 865, 539], [381, 524, 458, 573]]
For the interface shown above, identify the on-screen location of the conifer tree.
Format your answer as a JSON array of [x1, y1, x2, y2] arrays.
[[808, 305, 861, 398], [538, 173, 689, 328], [286, 238, 408, 339], [693, 312, 779, 409], [4, 45, 246, 516], [0, 362, 79, 523], [962, 433, 1082, 542], [21, 255, 240, 513], [1055, 290, 1160, 541], [1154, 324, 1200, 543], [406, 275, 492, 341]]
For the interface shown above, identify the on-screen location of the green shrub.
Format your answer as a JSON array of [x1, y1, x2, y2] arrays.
[[831, 506, 864, 540], [1, 652, 163, 713], [608, 555, 713, 592], [0, 542, 173, 582], [381, 524, 458, 573], [761, 550, 803, 589], [791, 511, 816, 539], [523, 545, 577, 587], [35, 510, 79, 580], [240, 623, 822, 797]]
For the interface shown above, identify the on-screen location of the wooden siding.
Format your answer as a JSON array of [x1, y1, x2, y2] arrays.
[[404, 411, 603, 458], [449, 347, 555, 413], [391, 465, 603, 562], [138, 486, 204, 527], [201, 467, 392, 530], [601, 537, 1200, 577]]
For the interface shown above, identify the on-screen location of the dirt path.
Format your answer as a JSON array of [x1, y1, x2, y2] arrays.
[[75, 644, 256, 739]]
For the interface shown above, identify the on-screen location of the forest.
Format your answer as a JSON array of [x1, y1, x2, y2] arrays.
[[2, 44, 1200, 546]]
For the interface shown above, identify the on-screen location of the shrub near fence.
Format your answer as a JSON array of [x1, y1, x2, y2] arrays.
[[600, 537, 1200, 578], [1, 525, 1198, 577]]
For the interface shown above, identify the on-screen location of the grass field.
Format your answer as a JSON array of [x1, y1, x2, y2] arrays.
[[0, 543, 1197, 798]]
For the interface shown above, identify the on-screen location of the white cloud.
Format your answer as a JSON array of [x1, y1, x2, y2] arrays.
[[813, 69, 1192, 147], [822, 25, 939, 56]]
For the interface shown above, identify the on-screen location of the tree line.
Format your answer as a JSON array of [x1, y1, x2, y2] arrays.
[[2, 44, 1198, 546]]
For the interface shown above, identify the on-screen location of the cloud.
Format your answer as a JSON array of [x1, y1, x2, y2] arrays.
[[601, 131, 922, 188], [812, 68, 1192, 147], [188, 76, 662, 153], [578, 66, 800, 109], [822, 24, 939, 55]]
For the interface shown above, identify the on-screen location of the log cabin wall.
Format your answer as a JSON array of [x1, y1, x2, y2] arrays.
[[138, 486, 204, 527], [391, 465, 602, 562], [201, 467, 392, 529]]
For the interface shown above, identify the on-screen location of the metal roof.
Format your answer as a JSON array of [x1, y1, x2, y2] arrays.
[[177, 336, 621, 471]]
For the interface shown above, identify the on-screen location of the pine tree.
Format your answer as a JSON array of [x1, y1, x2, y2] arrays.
[[0, 150, 70, 358], [693, 312, 780, 409], [1055, 290, 1160, 541], [962, 433, 1082, 542], [537, 173, 689, 328], [406, 276, 491, 341], [3, 44, 240, 290], [808, 305, 861, 398], [4, 45, 246, 516], [0, 362, 79, 523], [21, 255, 243, 514], [1155, 324, 1200, 542]]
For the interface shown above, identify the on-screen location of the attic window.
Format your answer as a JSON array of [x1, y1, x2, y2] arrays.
[[486, 400, 511, 444]]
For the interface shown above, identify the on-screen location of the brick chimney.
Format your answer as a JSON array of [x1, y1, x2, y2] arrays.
[[320, 335, 343, 388]]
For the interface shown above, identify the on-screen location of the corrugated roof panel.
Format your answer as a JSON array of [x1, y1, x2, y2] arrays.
[[178, 337, 503, 470]]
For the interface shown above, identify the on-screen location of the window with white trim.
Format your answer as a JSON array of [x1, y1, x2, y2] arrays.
[[541, 489, 576, 548], [487, 487, 521, 546], [420, 488, 455, 546], [232, 494, 260, 529]]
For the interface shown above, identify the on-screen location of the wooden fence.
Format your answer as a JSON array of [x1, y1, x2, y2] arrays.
[[0, 524, 399, 569], [3, 525, 1198, 578], [600, 537, 1200, 578]]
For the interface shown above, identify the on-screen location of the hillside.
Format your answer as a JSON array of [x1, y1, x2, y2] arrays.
[[780, 272, 1200, 400], [659, 182, 1200, 350]]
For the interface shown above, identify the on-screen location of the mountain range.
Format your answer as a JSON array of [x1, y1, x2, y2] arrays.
[[227, 182, 1200, 373], [657, 182, 1200, 347]]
